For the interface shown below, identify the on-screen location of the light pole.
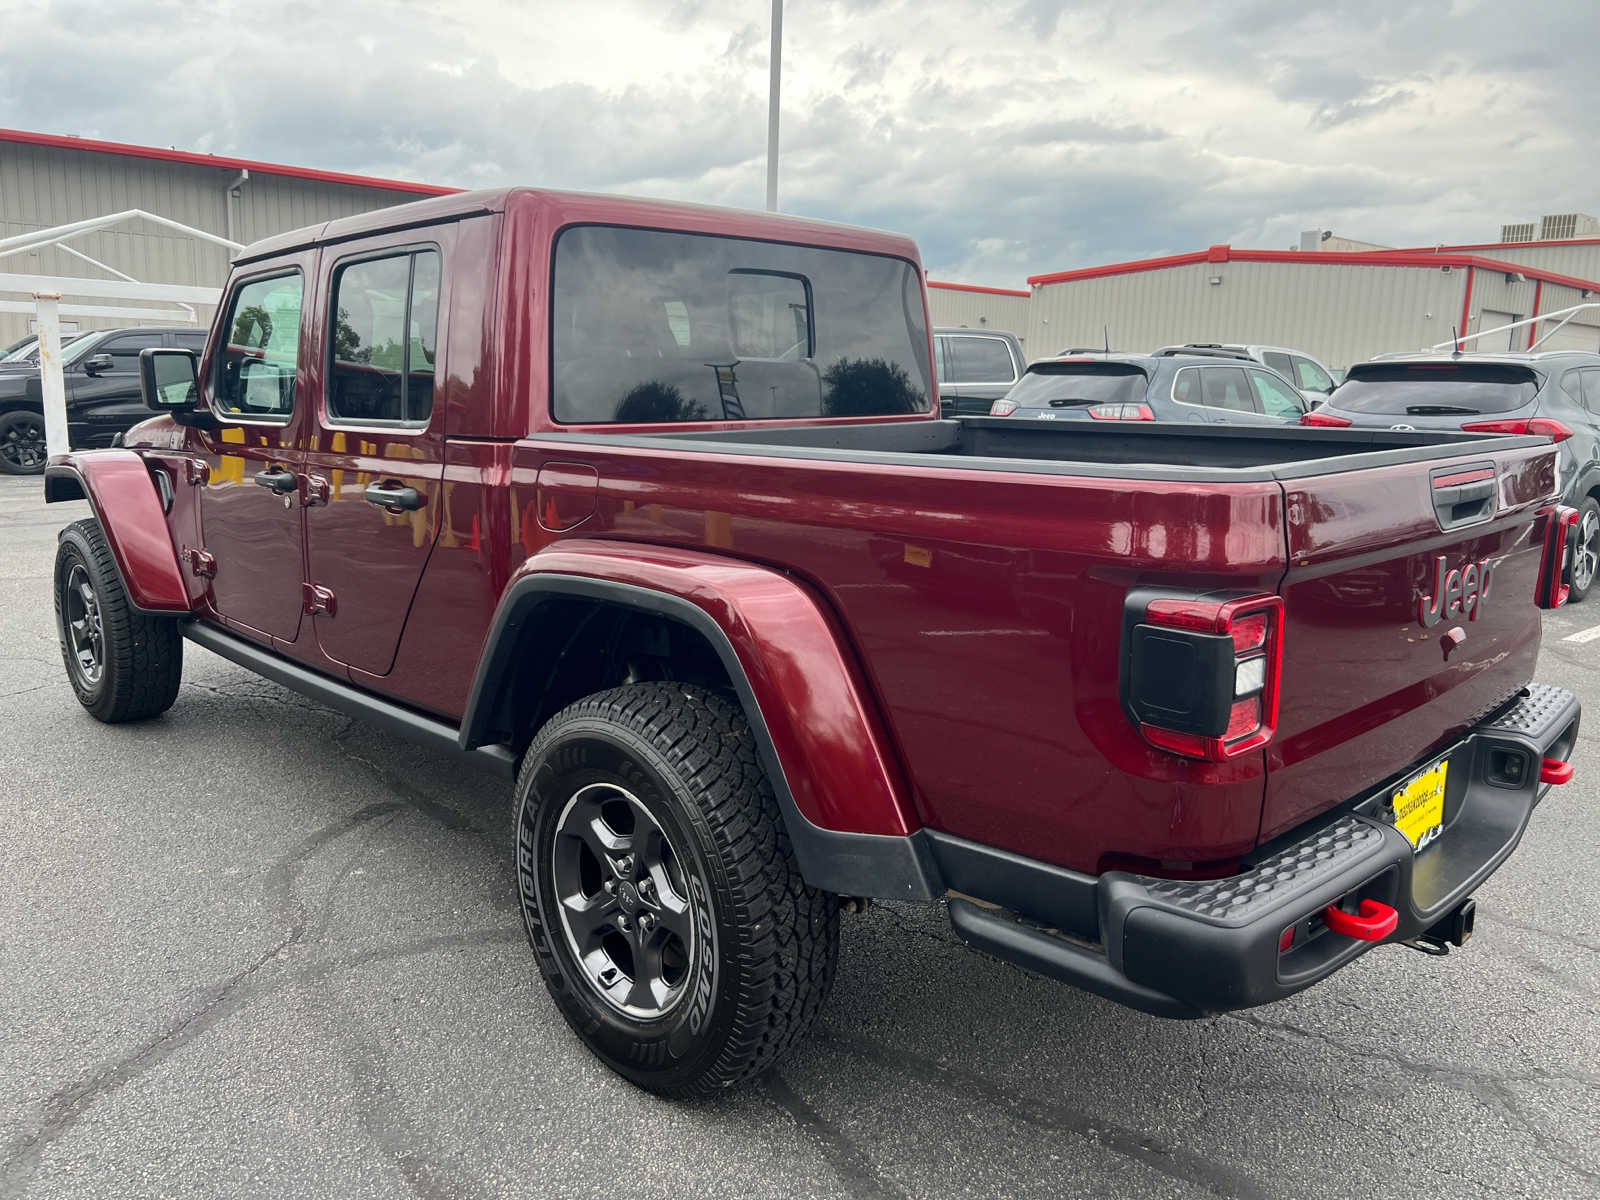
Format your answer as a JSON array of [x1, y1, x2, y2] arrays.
[[766, 0, 782, 211]]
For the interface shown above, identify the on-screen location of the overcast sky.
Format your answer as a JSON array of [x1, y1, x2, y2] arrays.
[[2, 0, 1597, 283]]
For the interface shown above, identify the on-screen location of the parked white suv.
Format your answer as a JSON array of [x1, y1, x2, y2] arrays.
[[1152, 343, 1338, 397]]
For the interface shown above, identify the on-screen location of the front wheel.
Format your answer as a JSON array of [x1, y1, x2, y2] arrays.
[[514, 683, 839, 1097], [54, 518, 183, 722], [1568, 497, 1600, 603], [0, 409, 47, 475]]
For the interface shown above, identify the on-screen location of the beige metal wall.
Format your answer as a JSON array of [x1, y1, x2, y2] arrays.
[[1457, 242, 1600, 284], [1026, 260, 1472, 369], [0, 141, 429, 343], [927, 286, 1031, 342]]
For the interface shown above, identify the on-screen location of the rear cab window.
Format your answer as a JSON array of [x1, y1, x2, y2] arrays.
[[551, 225, 931, 423], [944, 335, 1018, 384], [215, 271, 304, 421], [1005, 361, 1148, 408], [1332, 363, 1540, 415]]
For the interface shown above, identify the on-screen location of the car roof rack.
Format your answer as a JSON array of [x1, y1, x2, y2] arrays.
[[1151, 344, 1255, 361]]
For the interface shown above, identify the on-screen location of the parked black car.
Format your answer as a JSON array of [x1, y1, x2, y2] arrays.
[[0, 332, 84, 372], [1308, 350, 1600, 599], [988, 352, 1310, 426], [0, 325, 206, 474], [935, 326, 1027, 416]]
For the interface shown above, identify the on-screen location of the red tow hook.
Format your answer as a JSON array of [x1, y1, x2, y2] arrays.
[[1540, 758, 1574, 785], [1322, 899, 1399, 941]]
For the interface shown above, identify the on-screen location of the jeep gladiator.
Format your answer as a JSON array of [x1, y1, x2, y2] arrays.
[[44, 187, 1582, 1096]]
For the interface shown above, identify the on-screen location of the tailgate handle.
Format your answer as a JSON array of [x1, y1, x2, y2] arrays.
[[1430, 464, 1496, 530]]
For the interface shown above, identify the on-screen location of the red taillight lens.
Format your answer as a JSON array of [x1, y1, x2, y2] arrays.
[[1301, 410, 1351, 427], [1462, 417, 1574, 442], [1130, 593, 1284, 762], [989, 399, 1019, 416], [1536, 505, 1580, 609], [1087, 403, 1154, 421]]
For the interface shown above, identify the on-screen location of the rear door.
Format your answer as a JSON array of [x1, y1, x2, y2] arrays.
[[301, 230, 452, 677], [1261, 440, 1559, 840]]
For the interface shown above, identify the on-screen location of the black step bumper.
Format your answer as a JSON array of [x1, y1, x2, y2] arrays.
[[946, 684, 1580, 1017]]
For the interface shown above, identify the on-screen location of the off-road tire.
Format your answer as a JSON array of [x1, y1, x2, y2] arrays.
[[0, 409, 48, 475], [514, 682, 839, 1097], [1567, 496, 1600, 603], [54, 518, 183, 722]]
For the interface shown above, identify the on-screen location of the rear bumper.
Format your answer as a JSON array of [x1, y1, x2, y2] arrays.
[[947, 683, 1580, 1017]]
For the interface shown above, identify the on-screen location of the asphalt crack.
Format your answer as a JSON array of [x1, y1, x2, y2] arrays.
[[763, 1073, 909, 1200]]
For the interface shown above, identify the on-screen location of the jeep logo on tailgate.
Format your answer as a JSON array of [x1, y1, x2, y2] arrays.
[[1418, 555, 1496, 627]]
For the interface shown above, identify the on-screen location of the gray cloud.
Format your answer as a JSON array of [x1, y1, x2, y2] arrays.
[[1, 0, 1596, 285]]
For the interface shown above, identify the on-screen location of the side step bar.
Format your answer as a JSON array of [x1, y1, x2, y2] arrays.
[[182, 621, 517, 779], [946, 898, 1202, 1019]]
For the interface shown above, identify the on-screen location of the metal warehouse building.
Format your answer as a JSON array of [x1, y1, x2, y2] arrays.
[[1023, 242, 1600, 371], [926, 280, 1031, 340], [0, 128, 454, 345]]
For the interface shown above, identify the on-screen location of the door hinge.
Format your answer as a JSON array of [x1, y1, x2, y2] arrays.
[[185, 458, 210, 486], [180, 546, 216, 578], [301, 582, 337, 617]]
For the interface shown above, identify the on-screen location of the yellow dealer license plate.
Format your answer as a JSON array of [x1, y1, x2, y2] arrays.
[[1391, 759, 1448, 851]]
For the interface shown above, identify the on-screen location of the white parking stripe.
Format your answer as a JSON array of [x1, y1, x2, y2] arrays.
[[1562, 623, 1600, 643]]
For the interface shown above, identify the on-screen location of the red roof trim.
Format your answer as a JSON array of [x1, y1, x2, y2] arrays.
[[926, 279, 1030, 298], [0, 128, 462, 198], [1028, 244, 1600, 291]]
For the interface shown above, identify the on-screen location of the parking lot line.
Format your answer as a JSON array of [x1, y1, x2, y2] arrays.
[[1561, 623, 1600, 643]]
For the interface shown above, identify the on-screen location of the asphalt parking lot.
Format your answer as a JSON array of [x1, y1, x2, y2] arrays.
[[1, 473, 1597, 1200]]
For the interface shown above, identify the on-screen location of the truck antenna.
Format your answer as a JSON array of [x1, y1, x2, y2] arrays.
[[1103, 325, 1110, 355], [1451, 325, 1462, 359]]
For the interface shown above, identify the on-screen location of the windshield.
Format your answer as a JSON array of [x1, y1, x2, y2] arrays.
[[1332, 363, 1540, 415], [1, 339, 39, 362], [1003, 362, 1149, 407], [61, 331, 109, 365]]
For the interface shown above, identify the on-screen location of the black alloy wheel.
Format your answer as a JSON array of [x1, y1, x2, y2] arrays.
[[0, 410, 48, 475], [62, 561, 105, 689]]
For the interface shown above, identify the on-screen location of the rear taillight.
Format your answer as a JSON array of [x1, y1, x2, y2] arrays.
[[1122, 592, 1283, 761], [1536, 505, 1580, 609], [1301, 410, 1351, 427], [1087, 403, 1154, 420], [1462, 417, 1574, 442], [989, 398, 1019, 416]]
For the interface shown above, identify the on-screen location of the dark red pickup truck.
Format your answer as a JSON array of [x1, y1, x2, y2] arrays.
[[45, 188, 1582, 1096]]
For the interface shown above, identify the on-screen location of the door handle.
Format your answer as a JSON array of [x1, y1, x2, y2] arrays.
[[363, 481, 423, 511], [253, 467, 298, 494]]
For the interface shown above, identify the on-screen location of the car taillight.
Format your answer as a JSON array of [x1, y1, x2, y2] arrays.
[[1301, 410, 1351, 427], [1122, 592, 1284, 761], [1087, 403, 1154, 420], [1462, 417, 1574, 442], [989, 398, 1019, 416], [1536, 505, 1579, 609]]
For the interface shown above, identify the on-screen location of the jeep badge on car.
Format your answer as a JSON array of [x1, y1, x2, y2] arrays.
[[1418, 555, 1496, 627]]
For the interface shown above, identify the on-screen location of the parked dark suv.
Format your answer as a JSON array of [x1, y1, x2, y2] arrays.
[[1307, 351, 1600, 599], [989, 352, 1309, 425], [0, 325, 206, 474], [935, 327, 1027, 416]]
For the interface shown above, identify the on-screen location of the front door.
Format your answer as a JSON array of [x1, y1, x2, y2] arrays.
[[301, 232, 453, 676], [194, 261, 313, 645], [67, 328, 170, 446]]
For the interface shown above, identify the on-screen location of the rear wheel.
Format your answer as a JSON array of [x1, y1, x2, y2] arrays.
[[0, 409, 47, 475], [514, 683, 838, 1097], [1569, 497, 1600, 602], [54, 518, 183, 722]]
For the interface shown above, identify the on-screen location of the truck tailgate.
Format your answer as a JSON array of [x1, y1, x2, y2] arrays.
[[1263, 442, 1560, 840]]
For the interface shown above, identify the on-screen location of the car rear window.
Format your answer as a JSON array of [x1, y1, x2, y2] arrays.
[[1003, 362, 1148, 407], [551, 225, 932, 424], [1332, 363, 1540, 415]]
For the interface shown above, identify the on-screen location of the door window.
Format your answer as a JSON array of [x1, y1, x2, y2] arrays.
[[1248, 369, 1307, 418], [1262, 351, 1294, 378], [1201, 367, 1257, 413], [100, 332, 166, 370], [216, 271, 303, 420], [1292, 356, 1335, 393], [1581, 368, 1600, 415], [174, 331, 207, 354], [947, 336, 1018, 384], [328, 249, 442, 425]]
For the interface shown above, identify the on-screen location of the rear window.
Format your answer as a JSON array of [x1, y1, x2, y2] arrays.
[[1003, 362, 1148, 407], [944, 335, 1017, 384], [551, 226, 931, 424], [1332, 363, 1540, 415]]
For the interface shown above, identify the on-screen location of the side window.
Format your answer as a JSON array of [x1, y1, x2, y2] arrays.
[[948, 336, 1018, 383], [1262, 351, 1293, 378], [216, 272, 303, 419], [935, 336, 948, 383], [174, 331, 207, 354], [101, 332, 165, 369], [1293, 356, 1335, 393], [1582, 368, 1600, 415], [328, 248, 441, 425], [1172, 368, 1197, 405], [1249, 369, 1307, 418], [1202, 367, 1256, 412]]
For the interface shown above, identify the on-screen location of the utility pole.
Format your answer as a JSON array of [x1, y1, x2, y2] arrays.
[[766, 0, 782, 211]]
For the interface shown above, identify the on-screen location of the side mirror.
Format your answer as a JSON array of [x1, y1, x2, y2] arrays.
[[139, 347, 200, 414], [82, 352, 114, 376]]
